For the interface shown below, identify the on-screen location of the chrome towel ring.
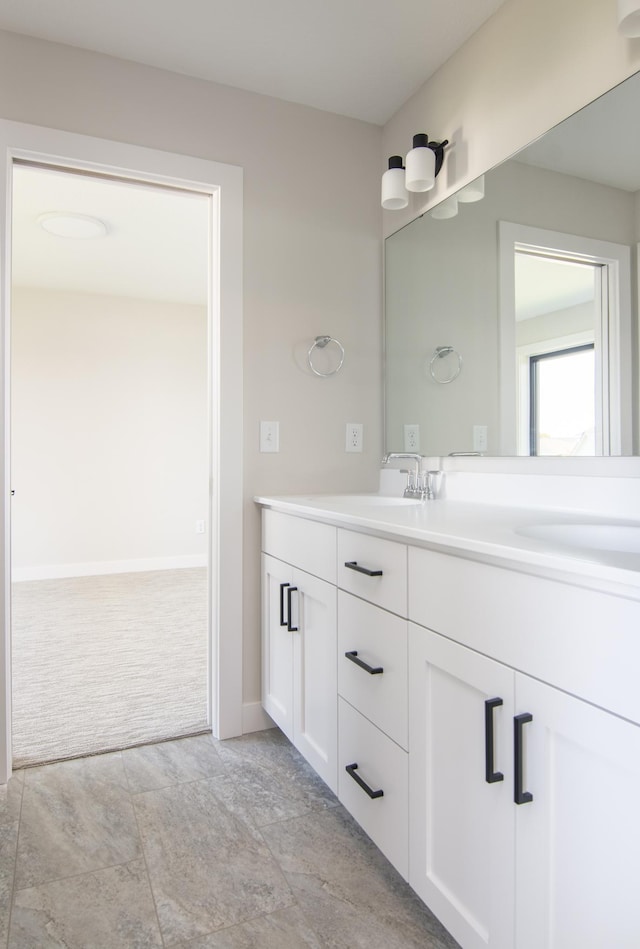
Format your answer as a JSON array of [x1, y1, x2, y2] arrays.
[[429, 345, 462, 384], [307, 335, 345, 377]]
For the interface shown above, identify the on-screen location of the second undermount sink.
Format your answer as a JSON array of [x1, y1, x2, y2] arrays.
[[516, 523, 640, 554]]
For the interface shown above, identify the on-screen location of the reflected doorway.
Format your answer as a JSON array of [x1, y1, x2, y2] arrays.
[[498, 222, 632, 456]]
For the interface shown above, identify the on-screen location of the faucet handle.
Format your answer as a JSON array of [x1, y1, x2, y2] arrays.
[[424, 470, 442, 500]]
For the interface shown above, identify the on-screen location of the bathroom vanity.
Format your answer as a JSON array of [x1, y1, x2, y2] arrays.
[[257, 486, 640, 949]]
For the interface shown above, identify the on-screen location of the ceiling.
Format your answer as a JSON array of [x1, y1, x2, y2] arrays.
[[12, 165, 210, 305], [0, 0, 508, 125]]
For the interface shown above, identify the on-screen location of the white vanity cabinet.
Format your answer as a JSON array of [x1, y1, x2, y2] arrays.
[[259, 500, 640, 949], [336, 529, 409, 878], [408, 625, 516, 949], [408, 547, 640, 949], [261, 511, 338, 792]]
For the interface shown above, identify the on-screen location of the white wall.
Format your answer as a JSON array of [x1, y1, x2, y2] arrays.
[[11, 288, 208, 577], [382, 0, 640, 237], [516, 302, 595, 348], [0, 29, 383, 708]]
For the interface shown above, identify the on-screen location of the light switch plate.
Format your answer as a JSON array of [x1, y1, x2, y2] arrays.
[[260, 421, 279, 452]]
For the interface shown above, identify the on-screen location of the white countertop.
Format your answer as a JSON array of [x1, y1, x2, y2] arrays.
[[255, 493, 640, 600]]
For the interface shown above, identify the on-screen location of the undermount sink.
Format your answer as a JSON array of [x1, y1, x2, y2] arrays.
[[516, 523, 640, 554]]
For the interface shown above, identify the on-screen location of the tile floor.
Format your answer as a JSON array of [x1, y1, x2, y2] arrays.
[[0, 728, 460, 948]]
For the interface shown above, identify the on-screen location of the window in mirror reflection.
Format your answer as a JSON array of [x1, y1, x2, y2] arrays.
[[514, 249, 603, 455], [529, 344, 595, 456]]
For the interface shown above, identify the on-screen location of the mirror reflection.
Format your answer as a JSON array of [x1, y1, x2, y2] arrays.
[[385, 71, 639, 457]]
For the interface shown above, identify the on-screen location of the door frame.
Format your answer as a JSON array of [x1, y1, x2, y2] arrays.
[[0, 120, 244, 782], [498, 221, 632, 456]]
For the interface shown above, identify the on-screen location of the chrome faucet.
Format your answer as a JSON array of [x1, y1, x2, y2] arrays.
[[381, 453, 440, 500]]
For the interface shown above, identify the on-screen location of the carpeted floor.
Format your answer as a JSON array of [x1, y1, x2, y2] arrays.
[[11, 567, 209, 767]]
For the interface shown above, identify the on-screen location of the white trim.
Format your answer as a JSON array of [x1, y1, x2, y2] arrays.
[[498, 222, 632, 457], [242, 701, 275, 734], [12, 555, 207, 583], [0, 121, 244, 783]]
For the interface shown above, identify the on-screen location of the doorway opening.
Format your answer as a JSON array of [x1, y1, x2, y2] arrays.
[[10, 163, 212, 766], [0, 122, 244, 785]]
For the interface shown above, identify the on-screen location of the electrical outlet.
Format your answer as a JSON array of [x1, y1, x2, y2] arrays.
[[346, 422, 363, 452], [404, 424, 420, 452], [473, 425, 488, 453], [260, 421, 279, 452], [195, 519, 206, 534]]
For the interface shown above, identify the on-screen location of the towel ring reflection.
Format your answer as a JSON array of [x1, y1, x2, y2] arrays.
[[429, 346, 462, 384], [307, 335, 345, 377]]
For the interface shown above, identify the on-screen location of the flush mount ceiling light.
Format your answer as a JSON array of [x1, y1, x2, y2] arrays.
[[381, 133, 448, 209], [37, 212, 108, 239], [618, 0, 640, 35]]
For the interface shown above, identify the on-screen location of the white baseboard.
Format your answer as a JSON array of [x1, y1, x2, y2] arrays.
[[242, 701, 275, 734], [12, 554, 207, 583]]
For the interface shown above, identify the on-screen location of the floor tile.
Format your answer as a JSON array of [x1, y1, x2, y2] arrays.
[[261, 806, 460, 949], [122, 734, 224, 793], [0, 821, 19, 948], [172, 905, 322, 948], [9, 858, 163, 948], [0, 771, 23, 828], [134, 778, 294, 945], [214, 730, 337, 824], [15, 752, 141, 889]]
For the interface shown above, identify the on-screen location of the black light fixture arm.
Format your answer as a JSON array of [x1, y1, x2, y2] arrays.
[[428, 138, 449, 178]]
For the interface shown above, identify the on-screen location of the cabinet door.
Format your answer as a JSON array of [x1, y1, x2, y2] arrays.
[[515, 674, 640, 949], [261, 554, 294, 740], [409, 623, 515, 949], [292, 567, 338, 793]]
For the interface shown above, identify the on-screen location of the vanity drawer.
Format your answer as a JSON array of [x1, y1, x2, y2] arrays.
[[338, 697, 408, 880], [338, 591, 408, 749], [262, 509, 336, 583], [337, 529, 407, 615], [408, 546, 640, 725]]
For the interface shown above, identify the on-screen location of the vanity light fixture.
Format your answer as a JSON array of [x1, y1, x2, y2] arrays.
[[405, 133, 448, 192], [381, 156, 409, 210], [457, 174, 485, 203], [430, 195, 459, 219], [618, 0, 640, 35], [37, 212, 108, 239], [381, 134, 448, 209]]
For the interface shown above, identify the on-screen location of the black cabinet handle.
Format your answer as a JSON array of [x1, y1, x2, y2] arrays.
[[345, 763, 384, 799], [345, 650, 383, 675], [485, 698, 504, 784], [286, 585, 298, 632], [514, 713, 533, 805], [344, 561, 383, 577], [279, 582, 290, 627]]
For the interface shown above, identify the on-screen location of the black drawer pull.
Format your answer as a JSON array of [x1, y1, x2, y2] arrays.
[[279, 582, 290, 627], [345, 650, 383, 675], [286, 585, 298, 632], [344, 561, 383, 577], [345, 763, 384, 799], [514, 713, 533, 805], [485, 698, 504, 784]]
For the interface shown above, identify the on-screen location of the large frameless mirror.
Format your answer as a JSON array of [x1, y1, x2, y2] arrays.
[[385, 71, 639, 458]]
